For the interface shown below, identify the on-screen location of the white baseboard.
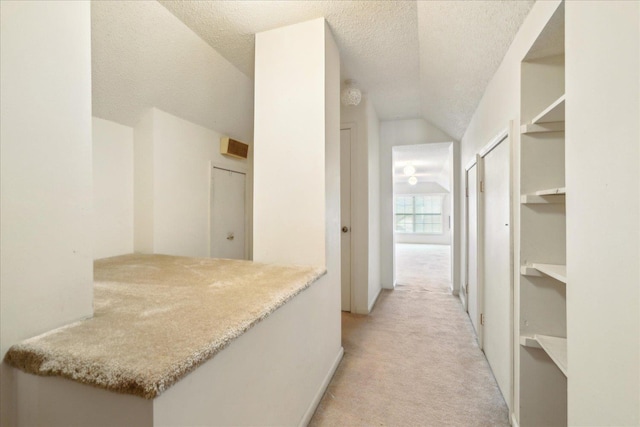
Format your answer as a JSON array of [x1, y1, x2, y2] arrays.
[[298, 346, 344, 427], [510, 412, 519, 427], [459, 291, 467, 311], [368, 286, 383, 313]]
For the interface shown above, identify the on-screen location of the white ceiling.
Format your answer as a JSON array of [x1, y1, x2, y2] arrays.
[[160, 0, 534, 140], [92, 1, 534, 141], [393, 143, 451, 185], [91, 1, 254, 142], [417, 1, 534, 140]]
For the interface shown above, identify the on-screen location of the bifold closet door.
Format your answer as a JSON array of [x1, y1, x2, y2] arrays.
[[481, 138, 512, 410]]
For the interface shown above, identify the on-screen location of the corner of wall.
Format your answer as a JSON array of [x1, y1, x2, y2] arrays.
[[133, 109, 155, 253]]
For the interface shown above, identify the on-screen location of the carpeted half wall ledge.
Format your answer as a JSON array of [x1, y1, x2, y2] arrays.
[[5, 254, 326, 399]]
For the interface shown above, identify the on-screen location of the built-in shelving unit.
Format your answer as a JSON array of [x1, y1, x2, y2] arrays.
[[521, 121, 565, 134], [520, 263, 567, 283], [531, 94, 565, 124], [521, 187, 566, 204], [516, 3, 567, 426], [520, 335, 568, 377]]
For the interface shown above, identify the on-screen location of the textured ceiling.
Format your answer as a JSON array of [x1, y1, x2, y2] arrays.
[[393, 143, 451, 184], [160, 0, 421, 121], [417, 1, 534, 140], [91, 1, 254, 142], [92, 1, 534, 142]]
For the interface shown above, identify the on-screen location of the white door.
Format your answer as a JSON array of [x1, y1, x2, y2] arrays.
[[482, 139, 512, 409], [340, 129, 352, 312], [467, 162, 482, 341], [210, 167, 246, 259]]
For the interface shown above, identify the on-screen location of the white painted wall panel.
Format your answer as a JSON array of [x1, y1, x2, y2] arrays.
[[134, 109, 251, 258], [253, 19, 327, 267], [92, 118, 134, 259], [566, 2, 640, 424], [0, 2, 93, 425]]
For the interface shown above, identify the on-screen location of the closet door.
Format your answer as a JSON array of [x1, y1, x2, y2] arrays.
[[210, 167, 246, 260], [482, 137, 512, 410]]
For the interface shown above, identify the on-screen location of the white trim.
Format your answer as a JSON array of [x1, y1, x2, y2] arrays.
[[476, 154, 485, 349], [298, 347, 344, 427], [479, 128, 509, 158], [368, 286, 383, 313], [465, 158, 477, 171], [511, 412, 520, 427], [459, 290, 467, 311]]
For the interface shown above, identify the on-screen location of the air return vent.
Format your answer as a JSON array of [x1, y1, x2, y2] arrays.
[[220, 137, 249, 160]]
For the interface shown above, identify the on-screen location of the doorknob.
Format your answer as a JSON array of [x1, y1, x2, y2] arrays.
[[342, 226, 349, 233]]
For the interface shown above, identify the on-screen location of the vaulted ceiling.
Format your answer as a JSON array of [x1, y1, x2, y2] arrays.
[[160, 0, 534, 140], [92, 1, 534, 142]]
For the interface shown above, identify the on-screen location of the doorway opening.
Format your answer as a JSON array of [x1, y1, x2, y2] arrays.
[[392, 143, 453, 293]]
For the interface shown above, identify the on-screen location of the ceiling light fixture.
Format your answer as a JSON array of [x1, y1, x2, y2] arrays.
[[341, 79, 362, 106], [408, 176, 418, 186], [403, 165, 416, 176]]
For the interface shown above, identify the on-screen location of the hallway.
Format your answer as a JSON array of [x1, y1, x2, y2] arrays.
[[310, 244, 509, 426]]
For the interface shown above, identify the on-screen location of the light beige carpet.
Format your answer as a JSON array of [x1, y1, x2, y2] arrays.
[[310, 244, 509, 426], [396, 243, 451, 292], [5, 254, 324, 399]]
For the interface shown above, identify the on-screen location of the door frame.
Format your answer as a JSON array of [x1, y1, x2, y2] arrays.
[[464, 127, 511, 351], [478, 127, 514, 411], [470, 126, 515, 413], [465, 156, 483, 347], [209, 163, 249, 260], [340, 123, 357, 313]]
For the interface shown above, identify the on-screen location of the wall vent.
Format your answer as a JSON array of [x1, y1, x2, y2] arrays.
[[220, 137, 249, 160]]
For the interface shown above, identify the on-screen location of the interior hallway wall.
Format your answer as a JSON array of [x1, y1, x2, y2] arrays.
[[0, 2, 94, 426], [340, 96, 382, 313], [565, 1, 639, 424], [380, 119, 456, 290], [252, 18, 342, 424], [93, 117, 134, 259], [458, 2, 563, 420]]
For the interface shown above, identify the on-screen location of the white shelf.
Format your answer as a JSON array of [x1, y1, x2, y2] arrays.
[[534, 187, 566, 196], [520, 263, 567, 283], [520, 187, 566, 204], [531, 94, 565, 124], [521, 121, 565, 134], [520, 335, 567, 377]]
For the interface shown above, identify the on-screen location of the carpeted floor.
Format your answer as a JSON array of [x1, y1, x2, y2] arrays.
[[309, 244, 509, 426]]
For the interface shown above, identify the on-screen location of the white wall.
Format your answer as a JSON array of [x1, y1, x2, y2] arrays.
[[0, 2, 93, 426], [380, 119, 455, 288], [253, 19, 329, 267], [91, 0, 254, 144], [252, 17, 342, 423], [565, 1, 639, 424], [134, 108, 252, 258], [93, 117, 134, 259]]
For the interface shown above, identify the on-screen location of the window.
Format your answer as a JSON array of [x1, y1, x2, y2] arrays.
[[395, 195, 443, 234]]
